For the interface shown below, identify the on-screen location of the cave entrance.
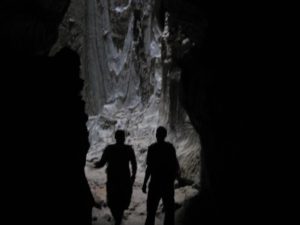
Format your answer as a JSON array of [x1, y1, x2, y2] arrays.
[[81, 0, 201, 224]]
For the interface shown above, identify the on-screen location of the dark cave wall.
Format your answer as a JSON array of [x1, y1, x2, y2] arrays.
[[0, 1, 261, 224], [0, 0, 71, 55], [0, 1, 94, 224], [159, 0, 257, 224]]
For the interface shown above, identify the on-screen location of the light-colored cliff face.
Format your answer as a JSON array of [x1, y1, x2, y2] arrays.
[[82, 0, 200, 184], [52, 0, 201, 223], [53, 0, 201, 184]]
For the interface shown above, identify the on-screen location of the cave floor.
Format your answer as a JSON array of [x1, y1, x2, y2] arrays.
[[85, 165, 199, 225]]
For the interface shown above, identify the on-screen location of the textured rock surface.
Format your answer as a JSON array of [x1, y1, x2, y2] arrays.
[[52, 0, 202, 224], [86, 163, 199, 225], [1, 1, 264, 224], [81, 0, 201, 184]]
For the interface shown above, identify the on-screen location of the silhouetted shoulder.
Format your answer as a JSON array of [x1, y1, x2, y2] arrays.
[[125, 145, 134, 154], [146, 143, 157, 165], [150, 142, 175, 150], [166, 142, 176, 150], [148, 143, 157, 149], [105, 144, 115, 151], [125, 144, 134, 149], [107, 144, 115, 148], [102, 144, 115, 157], [165, 141, 175, 147]]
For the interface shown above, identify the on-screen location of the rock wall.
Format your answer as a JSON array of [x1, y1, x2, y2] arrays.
[[52, 0, 201, 185], [1, 1, 263, 224], [159, 1, 264, 224], [0, 2, 94, 224]]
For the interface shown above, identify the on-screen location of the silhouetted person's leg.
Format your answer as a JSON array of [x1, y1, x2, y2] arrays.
[[110, 206, 124, 225], [145, 187, 161, 225], [162, 187, 175, 225]]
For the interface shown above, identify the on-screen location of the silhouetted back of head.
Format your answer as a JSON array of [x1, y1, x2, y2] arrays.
[[156, 126, 167, 142], [115, 130, 125, 144]]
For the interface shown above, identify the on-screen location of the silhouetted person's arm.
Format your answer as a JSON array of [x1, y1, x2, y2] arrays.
[[142, 166, 150, 193], [94, 148, 108, 168], [129, 147, 137, 184], [142, 146, 152, 193]]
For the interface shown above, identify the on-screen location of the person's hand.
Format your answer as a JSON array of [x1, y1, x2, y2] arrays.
[[142, 183, 147, 193], [130, 175, 136, 185]]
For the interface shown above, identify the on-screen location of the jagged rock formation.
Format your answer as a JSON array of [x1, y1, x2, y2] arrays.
[[54, 0, 201, 179], [1, 1, 264, 225], [51, 0, 202, 224]]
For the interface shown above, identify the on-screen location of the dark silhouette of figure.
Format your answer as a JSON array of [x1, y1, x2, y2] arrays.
[[95, 130, 137, 225], [142, 126, 180, 225]]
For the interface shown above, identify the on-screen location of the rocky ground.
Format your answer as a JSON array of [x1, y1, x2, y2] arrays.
[[58, 1, 202, 223], [85, 164, 199, 225], [84, 85, 201, 225]]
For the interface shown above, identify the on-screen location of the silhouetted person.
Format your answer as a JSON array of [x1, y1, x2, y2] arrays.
[[142, 126, 180, 225], [95, 130, 137, 225]]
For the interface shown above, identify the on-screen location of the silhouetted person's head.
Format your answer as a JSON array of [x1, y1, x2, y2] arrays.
[[156, 126, 167, 142], [115, 130, 125, 144]]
